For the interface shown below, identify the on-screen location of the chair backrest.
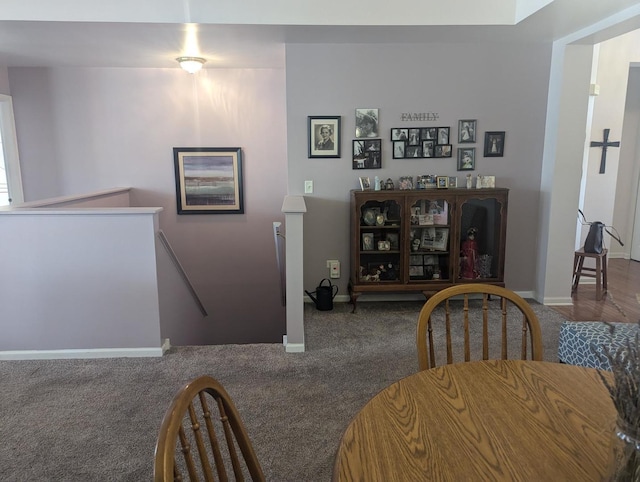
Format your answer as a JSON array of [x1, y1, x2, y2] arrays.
[[416, 284, 543, 370], [154, 375, 265, 482]]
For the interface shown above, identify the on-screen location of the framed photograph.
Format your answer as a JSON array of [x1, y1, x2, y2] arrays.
[[433, 227, 449, 251], [409, 265, 424, 277], [359, 176, 371, 190], [386, 232, 399, 250], [355, 108, 379, 138], [435, 145, 452, 158], [362, 232, 375, 251], [405, 146, 422, 158], [436, 176, 448, 189], [448, 176, 458, 188], [422, 140, 434, 158], [408, 129, 421, 146], [458, 120, 477, 143], [410, 255, 423, 265], [485, 131, 505, 157], [173, 147, 244, 214], [437, 127, 450, 145], [398, 176, 414, 190], [391, 128, 408, 141], [423, 127, 437, 140], [308, 116, 341, 158], [393, 141, 406, 159], [353, 140, 382, 169], [479, 175, 496, 188], [457, 147, 476, 171]]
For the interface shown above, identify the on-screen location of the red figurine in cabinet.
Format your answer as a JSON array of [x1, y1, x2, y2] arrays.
[[460, 227, 479, 279]]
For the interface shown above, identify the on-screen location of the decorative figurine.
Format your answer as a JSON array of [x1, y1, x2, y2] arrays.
[[466, 173, 473, 189], [374, 176, 381, 191], [460, 227, 479, 279]]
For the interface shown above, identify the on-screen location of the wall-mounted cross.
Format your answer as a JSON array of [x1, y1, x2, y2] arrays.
[[590, 128, 620, 174]]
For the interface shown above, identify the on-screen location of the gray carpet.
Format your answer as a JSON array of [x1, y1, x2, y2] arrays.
[[0, 300, 566, 481]]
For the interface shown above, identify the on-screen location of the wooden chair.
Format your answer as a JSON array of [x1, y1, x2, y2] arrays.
[[416, 284, 543, 370], [154, 375, 265, 482]]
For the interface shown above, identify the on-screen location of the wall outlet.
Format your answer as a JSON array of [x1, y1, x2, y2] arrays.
[[304, 180, 313, 193], [329, 260, 340, 278]]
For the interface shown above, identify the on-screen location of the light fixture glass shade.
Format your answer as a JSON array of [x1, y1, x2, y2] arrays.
[[176, 56, 206, 74]]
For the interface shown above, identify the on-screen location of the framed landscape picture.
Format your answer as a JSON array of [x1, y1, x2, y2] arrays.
[[173, 147, 244, 214], [308, 116, 341, 158]]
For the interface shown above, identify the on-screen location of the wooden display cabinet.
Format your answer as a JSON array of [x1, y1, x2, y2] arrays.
[[349, 188, 508, 311]]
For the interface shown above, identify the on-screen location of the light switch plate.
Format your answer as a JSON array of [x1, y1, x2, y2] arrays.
[[304, 180, 313, 193]]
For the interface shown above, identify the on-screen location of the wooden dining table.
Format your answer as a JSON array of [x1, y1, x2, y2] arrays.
[[333, 360, 616, 481]]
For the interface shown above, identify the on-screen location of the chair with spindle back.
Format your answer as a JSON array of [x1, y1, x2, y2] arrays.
[[416, 284, 543, 370], [154, 375, 265, 482]]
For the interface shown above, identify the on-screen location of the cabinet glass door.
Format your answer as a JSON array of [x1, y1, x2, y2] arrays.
[[407, 196, 452, 282], [357, 198, 402, 283], [458, 197, 503, 280]]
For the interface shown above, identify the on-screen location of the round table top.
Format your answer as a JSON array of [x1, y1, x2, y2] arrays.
[[333, 360, 615, 481]]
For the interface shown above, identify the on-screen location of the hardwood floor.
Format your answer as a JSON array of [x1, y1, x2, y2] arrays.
[[552, 258, 640, 324]]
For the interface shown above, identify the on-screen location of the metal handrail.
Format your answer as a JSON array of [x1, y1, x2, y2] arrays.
[[157, 230, 208, 317]]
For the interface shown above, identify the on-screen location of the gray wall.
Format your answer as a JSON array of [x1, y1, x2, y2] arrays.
[[9, 67, 288, 344], [286, 42, 552, 294]]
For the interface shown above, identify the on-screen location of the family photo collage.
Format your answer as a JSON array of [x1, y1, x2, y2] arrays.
[[307, 109, 506, 181]]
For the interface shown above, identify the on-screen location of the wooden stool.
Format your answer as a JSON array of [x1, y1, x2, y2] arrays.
[[571, 248, 608, 300]]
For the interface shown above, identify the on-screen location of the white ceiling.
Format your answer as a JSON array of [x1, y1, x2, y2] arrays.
[[0, 0, 638, 70]]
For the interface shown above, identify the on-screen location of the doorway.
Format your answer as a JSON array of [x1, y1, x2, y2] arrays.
[[0, 94, 23, 205]]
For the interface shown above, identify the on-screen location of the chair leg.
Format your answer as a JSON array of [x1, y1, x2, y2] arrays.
[[595, 256, 602, 301], [571, 254, 580, 293], [572, 255, 584, 292], [602, 252, 608, 294]]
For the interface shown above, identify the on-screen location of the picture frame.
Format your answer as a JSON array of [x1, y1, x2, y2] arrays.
[[390, 128, 408, 141], [458, 119, 477, 143], [398, 176, 414, 190], [386, 232, 399, 250], [308, 116, 341, 158], [355, 108, 379, 138], [422, 140, 434, 158], [457, 147, 476, 171], [436, 176, 449, 189], [423, 127, 437, 140], [408, 128, 421, 146], [437, 127, 450, 145], [392, 141, 406, 159], [405, 146, 422, 158], [409, 265, 424, 277], [448, 176, 458, 188], [434, 145, 452, 158], [362, 232, 375, 251], [173, 147, 244, 214], [352, 140, 382, 169], [432, 227, 449, 251], [359, 176, 371, 190], [484, 131, 505, 157]]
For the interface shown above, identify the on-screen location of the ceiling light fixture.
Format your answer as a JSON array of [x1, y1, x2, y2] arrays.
[[176, 56, 206, 74]]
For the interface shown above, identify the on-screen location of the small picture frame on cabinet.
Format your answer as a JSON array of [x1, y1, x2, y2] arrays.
[[436, 176, 449, 189], [359, 176, 371, 190], [448, 176, 458, 188]]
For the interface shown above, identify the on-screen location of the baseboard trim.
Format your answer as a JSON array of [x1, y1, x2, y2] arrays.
[[543, 297, 573, 306], [0, 346, 165, 360], [285, 343, 305, 353]]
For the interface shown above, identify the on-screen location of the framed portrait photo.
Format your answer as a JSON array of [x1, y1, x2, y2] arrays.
[[435, 144, 452, 158], [355, 108, 379, 138], [308, 116, 341, 158], [484, 131, 506, 157], [173, 147, 244, 214], [390, 128, 408, 141], [458, 119, 477, 143], [457, 147, 476, 171], [437, 127, 450, 145], [353, 140, 382, 169], [436, 176, 449, 189], [392, 141, 406, 159]]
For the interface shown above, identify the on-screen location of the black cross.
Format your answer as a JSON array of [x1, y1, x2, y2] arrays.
[[590, 128, 620, 174]]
